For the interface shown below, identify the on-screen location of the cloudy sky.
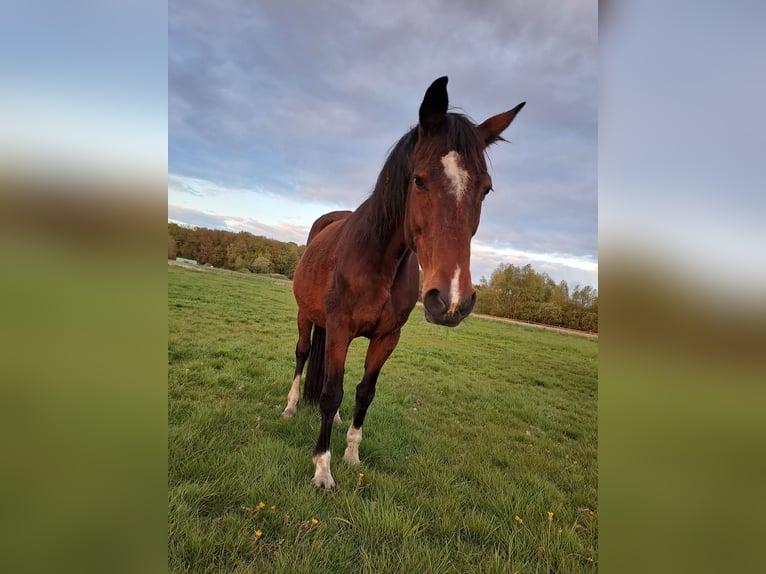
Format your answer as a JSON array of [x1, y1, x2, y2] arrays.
[[169, 0, 597, 289]]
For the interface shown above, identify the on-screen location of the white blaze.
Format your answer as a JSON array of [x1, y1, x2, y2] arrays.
[[449, 266, 461, 314], [441, 150, 469, 199]]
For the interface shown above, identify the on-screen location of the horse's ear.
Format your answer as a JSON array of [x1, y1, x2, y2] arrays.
[[419, 76, 449, 133], [477, 101, 526, 146]]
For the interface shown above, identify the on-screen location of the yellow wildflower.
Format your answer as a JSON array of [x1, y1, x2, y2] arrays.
[[311, 518, 319, 525], [257, 501, 266, 510], [358, 473, 364, 479], [254, 530, 262, 539], [270, 505, 276, 512], [547, 511, 554, 521], [514, 515, 523, 524]]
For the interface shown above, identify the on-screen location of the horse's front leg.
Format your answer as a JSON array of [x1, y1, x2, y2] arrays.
[[344, 329, 401, 465], [312, 328, 350, 491]]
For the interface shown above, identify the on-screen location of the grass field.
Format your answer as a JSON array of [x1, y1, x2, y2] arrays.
[[168, 265, 598, 573]]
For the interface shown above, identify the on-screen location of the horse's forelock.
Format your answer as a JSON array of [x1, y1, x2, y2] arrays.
[[367, 114, 484, 239]]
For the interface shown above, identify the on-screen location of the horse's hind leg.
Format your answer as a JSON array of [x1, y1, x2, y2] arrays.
[[282, 313, 311, 418], [344, 330, 401, 465]]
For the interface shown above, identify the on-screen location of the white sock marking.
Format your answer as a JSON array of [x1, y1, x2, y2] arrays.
[[282, 374, 301, 417], [343, 426, 362, 465], [441, 150, 469, 199], [312, 451, 335, 490], [449, 266, 461, 314]]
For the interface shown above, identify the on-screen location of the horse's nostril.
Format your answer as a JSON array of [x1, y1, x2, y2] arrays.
[[424, 289, 448, 315]]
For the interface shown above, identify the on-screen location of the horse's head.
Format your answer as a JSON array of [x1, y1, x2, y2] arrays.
[[404, 76, 525, 327]]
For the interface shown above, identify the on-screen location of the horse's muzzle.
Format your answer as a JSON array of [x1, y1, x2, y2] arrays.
[[423, 289, 476, 327]]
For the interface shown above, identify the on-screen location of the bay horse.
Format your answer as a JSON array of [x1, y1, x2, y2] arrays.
[[282, 76, 525, 490]]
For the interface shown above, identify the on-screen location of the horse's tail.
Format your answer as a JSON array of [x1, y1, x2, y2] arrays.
[[303, 325, 325, 403]]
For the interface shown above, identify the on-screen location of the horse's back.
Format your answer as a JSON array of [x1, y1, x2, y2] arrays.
[[307, 211, 352, 245]]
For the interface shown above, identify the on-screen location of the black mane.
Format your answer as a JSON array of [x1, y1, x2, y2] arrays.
[[366, 113, 485, 239]]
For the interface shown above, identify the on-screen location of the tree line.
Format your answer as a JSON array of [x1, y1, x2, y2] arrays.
[[168, 223, 305, 278], [168, 223, 597, 332], [474, 263, 598, 333]]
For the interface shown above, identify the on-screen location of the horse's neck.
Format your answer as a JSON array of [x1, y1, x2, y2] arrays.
[[353, 199, 410, 280]]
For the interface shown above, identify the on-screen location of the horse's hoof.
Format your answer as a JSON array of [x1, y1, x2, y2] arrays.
[[343, 449, 360, 465], [312, 452, 335, 491], [282, 407, 296, 418], [313, 478, 336, 492], [312, 472, 336, 491]]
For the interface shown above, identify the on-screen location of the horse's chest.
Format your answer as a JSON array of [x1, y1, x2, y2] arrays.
[[350, 288, 395, 333], [326, 286, 392, 337]]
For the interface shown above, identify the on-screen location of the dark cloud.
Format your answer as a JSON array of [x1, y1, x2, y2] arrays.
[[170, 0, 597, 284]]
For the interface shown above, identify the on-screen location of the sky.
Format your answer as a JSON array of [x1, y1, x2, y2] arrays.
[[1, 1, 167, 181], [599, 0, 766, 304], [169, 0, 597, 289]]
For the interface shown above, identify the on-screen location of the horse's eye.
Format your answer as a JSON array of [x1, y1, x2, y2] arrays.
[[413, 175, 426, 189], [483, 186, 493, 198]]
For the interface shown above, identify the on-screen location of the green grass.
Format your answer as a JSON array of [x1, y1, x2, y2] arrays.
[[168, 265, 598, 573]]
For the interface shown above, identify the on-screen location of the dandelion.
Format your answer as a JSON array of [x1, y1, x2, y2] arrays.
[[311, 518, 319, 525], [257, 501, 266, 510], [546, 510, 554, 541], [270, 505, 276, 512], [514, 515, 523, 524], [358, 473, 364, 479], [254, 530, 262, 539]]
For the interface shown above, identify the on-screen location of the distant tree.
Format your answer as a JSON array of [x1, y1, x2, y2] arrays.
[[271, 242, 301, 277], [552, 280, 570, 307], [175, 226, 199, 260], [474, 261, 598, 332], [474, 284, 501, 316], [251, 255, 271, 274], [539, 302, 563, 325], [226, 232, 254, 269], [167, 223, 307, 277]]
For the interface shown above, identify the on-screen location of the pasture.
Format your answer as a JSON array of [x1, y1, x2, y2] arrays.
[[168, 265, 598, 573]]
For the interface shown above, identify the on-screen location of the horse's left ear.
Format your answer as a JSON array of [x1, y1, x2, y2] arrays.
[[419, 76, 449, 133], [477, 101, 526, 147]]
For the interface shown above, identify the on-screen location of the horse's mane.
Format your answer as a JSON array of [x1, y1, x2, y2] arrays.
[[365, 113, 485, 240]]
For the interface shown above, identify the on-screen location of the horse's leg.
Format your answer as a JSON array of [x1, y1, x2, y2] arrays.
[[312, 327, 350, 491], [343, 330, 401, 465], [282, 312, 311, 418]]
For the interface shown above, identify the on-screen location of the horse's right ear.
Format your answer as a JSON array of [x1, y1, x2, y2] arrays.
[[419, 76, 449, 133]]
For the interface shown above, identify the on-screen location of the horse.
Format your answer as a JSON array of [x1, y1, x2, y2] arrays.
[[282, 76, 525, 490]]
